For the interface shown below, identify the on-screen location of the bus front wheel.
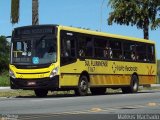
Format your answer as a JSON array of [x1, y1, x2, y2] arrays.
[[34, 89, 48, 97], [75, 75, 89, 96], [122, 75, 139, 93]]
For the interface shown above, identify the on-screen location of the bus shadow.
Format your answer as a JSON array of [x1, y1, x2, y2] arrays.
[[16, 94, 76, 99], [15, 90, 158, 99]]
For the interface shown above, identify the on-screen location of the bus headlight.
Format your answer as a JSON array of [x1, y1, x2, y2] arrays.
[[9, 70, 16, 79], [50, 67, 59, 78]]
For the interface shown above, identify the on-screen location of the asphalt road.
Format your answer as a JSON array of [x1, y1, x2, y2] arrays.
[[0, 90, 160, 120]]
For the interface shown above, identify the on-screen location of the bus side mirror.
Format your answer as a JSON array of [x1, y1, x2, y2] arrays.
[[6, 36, 11, 38]]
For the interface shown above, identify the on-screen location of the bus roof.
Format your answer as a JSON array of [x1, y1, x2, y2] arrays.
[[58, 25, 155, 44], [13, 24, 155, 44]]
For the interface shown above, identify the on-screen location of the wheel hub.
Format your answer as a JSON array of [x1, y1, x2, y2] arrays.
[[80, 80, 87, 91]]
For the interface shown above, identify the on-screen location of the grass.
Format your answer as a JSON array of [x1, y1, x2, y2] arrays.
[[0, 90, 35, 97], [0, 70, 10, 87], [0, 90, 75, 98], [157, 75, 160, 84]]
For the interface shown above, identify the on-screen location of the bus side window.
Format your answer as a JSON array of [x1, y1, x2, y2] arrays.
[[136, 43, 147, 62], [147, 44, 155, 62], [66, 39, 71, 56], [78, 35, 86, 57], [94, 37, 107, 59], [131, 51, 136, 61], [60, 31, 76, 66], [109, 40, 122, 60], [61, 38, 76, 56], [61, 38, 69, 57], [78, 35, 93, 58], [104, 42, 112, 59], [86, 38, 93, 57], [123, 42, 136, 61]]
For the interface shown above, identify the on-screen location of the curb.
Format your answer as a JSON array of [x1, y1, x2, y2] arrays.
[[0, 87, 10, 91], [0, 87, 10, 90], [151, 84, 160, 87]]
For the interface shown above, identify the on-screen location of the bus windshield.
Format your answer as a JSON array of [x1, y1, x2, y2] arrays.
[[11, 36, 57, 65]]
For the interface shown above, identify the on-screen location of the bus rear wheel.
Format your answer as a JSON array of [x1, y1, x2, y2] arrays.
[[34, 89, 48, 97], [75, 75, 89, 96], [90, 87, 106, 95], [122, 75, 139, 93]]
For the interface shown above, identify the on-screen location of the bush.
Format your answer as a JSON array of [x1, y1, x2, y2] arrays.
[[158, 60, 160, 83], [0, 71, 10, 86], [0, 36, 10, 72]]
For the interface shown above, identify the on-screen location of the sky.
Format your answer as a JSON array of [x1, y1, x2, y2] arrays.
[[0, 0, 160, 59]]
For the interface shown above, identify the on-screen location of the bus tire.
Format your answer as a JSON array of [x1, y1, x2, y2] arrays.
[[122, 74, 139, 93], [75, 75, 89, 96], [90, 87, 106, 95], [34, 89, 48, 97]]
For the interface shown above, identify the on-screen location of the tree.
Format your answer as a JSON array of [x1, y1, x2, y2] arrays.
[[10, 0, 39, 25], [0, 36, 10, 72], [32, 0, 39, 25], [108, 0, 160, 39], [158, 60, 160, 83], [11, 0, 20, 24]]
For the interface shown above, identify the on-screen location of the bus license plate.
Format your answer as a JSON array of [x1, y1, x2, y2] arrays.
[[27, 81, 36, 86]]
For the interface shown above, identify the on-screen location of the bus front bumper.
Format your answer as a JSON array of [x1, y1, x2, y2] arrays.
[[10, 75, 59, 90]]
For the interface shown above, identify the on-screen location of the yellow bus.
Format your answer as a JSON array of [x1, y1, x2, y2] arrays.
[[9, 25, 157, 97]]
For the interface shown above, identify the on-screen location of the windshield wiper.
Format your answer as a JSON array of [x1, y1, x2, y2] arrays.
[[35, 35, 46, 48]]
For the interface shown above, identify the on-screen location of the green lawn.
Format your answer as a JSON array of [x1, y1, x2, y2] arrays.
[[157, 75, 160, 84], [0, 90, 75, 97], [0, 71, 10, 86], [0, 90, 35, 97]]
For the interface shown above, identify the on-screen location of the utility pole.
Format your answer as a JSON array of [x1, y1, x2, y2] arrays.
[[100, 0, 105, 31]]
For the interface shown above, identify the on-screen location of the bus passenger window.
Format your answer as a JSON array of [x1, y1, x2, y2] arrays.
[[79, 49, 85, 57], [61, 39, 70, 57], [65, 40, 71, 56], [131, 51, 136, 61], [86, 38, 93, 57], [109, 40, 122, 60], [103, 45, 109, 58], [136, 43, 147, 62], [78, 35, 93, 58], [60, 32, 76, 66], [78, 36, 86, 57], [147, 45, 155, 62], [123, 42, 137, 61], [104, 43, 112, 59], [94, 38, 107, 59]]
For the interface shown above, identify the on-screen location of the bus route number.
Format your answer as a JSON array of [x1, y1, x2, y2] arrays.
[[88, 67, 95, 72]]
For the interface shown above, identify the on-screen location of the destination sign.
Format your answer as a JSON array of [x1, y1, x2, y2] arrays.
[[15, 27, 55, 36]]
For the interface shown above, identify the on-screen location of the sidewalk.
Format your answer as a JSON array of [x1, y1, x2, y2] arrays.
[[151, 84, 160, 87], [0, 87, 10, 91]]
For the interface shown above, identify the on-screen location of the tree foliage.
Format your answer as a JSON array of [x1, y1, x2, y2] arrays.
[[0, 36, 10, 72], [108, 0, 160, 39], [11, 0, 20, 24]]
